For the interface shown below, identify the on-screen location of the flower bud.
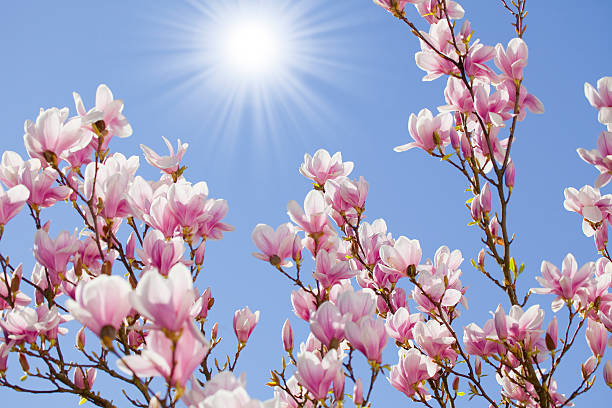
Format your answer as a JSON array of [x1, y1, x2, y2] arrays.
[[211, 322, 219, 340], [194, 243, 206, 266], [505, 161, 515, 190], [0, 343, 9, 373], [18, 352, 29, 373], [73, 367, 97, 390], [282, 319, 293, 352], [546, 317, 558, 351], [452, 376, 460, 392], [333, 368, 345, 401], [233, 306, 260, 344], [10, 264, 23, 294], [126, 232, 136, 259], [582, 356, 597, 379], [76, 326, 86, 350], [478, 249, 485, 268], [475, 357, 482, 377], [604, 360, 612, 389], [353, 378, 364, 406]]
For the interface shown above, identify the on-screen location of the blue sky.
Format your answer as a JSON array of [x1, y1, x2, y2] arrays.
[[1, 0, 611, 406]]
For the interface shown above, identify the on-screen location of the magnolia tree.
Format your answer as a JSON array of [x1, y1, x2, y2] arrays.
[[0, 0, 611, 407]]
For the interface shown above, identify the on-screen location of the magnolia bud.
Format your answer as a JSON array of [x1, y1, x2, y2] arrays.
[[604, 361, 612, 389], [101, 260, 112, 276], [10, 264, 23, 294], [478, 249, 485, 268], [452, 376, 460, 392], [76, 326, 86, 350], [211, 322, 219, 340], [505, 161, 515, 190], [546, 317, 558, 351], [0, 343, 9, 372], [582, 356, 597, 379], [282, 319, 293, 352], [18, 353, 29, 373], [194, 243, 206, 266], [353, 378, 364, 406], [475, 357, 482, 377], [126, 232, 136, 259], [333, 368, 345, 401]]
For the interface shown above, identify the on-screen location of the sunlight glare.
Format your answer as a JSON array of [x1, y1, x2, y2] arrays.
[[224, 19, 283, 76]]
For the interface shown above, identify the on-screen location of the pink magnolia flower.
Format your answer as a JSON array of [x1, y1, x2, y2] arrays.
[[309, 302, 345, 348], [473, 83, 511, 127], [0, 151, 25, 187], [130, 264, 196, 332], [136, 230, 185, 276], [234, 306, 260, 344], [413, 320, 457, 363], [73, 367, 97, 390], [18, 159, 71, 208], [463, 320, 502, 357], [196, 198, 233, 240], [73, 84, 132, 140], [464, 41, 496, 81], [0, 265, 31, 310], [372, 1, 417, 17], [33, 229, 80, 277], [336, 289, 377, 324], [291, 288, 317, 321], [144, 194, 180, 238], [586, 319, 607, 357], [585, 77, 612, 128], [386, 306, 423, 343], [141, 136, 188, 174], [0, 184, 29, 227], [166, 181, 208, 231], [23, 107, 91, 166], [439, 77, 475, 113], [295, 349, 344, 401], [578, 131, 612, 188], [0, 305, 67, 345], [492, 304, 545, 344], [118, 326, 209, 387], [127, 176, 154, 220], [498, 81, 544, 121], [546, 317, 558, 351], [287, 190, 330, 236], [345, 316, 387, 363], [564, 185, 612, 236], [388, 348, 439, 399], [415, 0, 464, 24], [66, 275, 132, 337], [353, 378, 364, 405], [312, 249, 355, 289], [252, 223, 299, 267], [604, 360, 612, 388], [414, 21, 469, 81], [299, 149, 353, 186], [495, 38, 529, 81], [533, 254, 594, 311], [394, 109, 453, 153], [324, 176, 368, 211], [379, 236, 422, 278]]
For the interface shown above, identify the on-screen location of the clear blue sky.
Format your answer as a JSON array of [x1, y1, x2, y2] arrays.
[[0, 0, 610, 406]]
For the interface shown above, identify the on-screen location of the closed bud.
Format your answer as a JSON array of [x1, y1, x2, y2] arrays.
[[194, 243, 206, 266], [74, 258, 83, 278], [478, 249, 485, 268], [505, 161, 515, 190], [353, 378, 364, 406], [149, 397, 161, 408], [211, 322, 219, 340], [452, 376, 460, 392], [333, 368, 345, 401], [282, 319, 293, 352], [76, 326, 86, 350], [18, 353, 29, 373], [582, 356, 597, 379], [10, 264, 23, 294], [604, 361, 612, 389], [0, 344, 8, 372], [126, 232, 136, 259], [546, 317, 558, 351], [475, 357, 482, 377]]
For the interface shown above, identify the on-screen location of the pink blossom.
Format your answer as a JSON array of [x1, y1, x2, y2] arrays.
[[464, 41, 496, 81], [18, 159, 71, 208], [413, 320, 457, 363], [578, 131, 612, 188], [505, 160, 515, 189], [144, 194, 180, 238], [196, 198, 233, 240], [24, 107, 91, 166], [291, 288, 317, 321], [414, 21, 467, 81], [233, 306, 260, 344], [386, 307, 423, 343], [533, 254, 594, 311], [136, 230, 185, 276], [324, 176, 368, 211], [0, 305, 66, 345], [499, 81, 545, 120], [415, 0, 464, 24], [564, 185, 612, 236], [309, 302, 345, 348], [0, 151, 24, 187], [353, 378, 363, 406], [546, 317, 558, 351], [379, 236, 422, 278], [313, 249, 355, 289], [130, 264, 196, 332], [66, 275, 132, 337], [394, 109, 453, 153], [336, 289, 376, 324], [141, 136, 188, 174], [0, 265, 30, 310], [388, 348, 439, 399], [586, 319, 607, 357], [73, 84, 132, 140], [166, 181, 208, 233], [604, 360, 612, 388], [494, 38, 529, 81], [252, 223, 299, 267], [473, 83, 511, 127], [73, 367, 97, 390], [118, 326, 209, 387], [0, 184, 29, 227], [295, 349, 344, 400], [462, 320, 502, 357], [0, 342, 8, 372], [33, 229, 80, 277], [299, 149, 353, 186], [127, 176, 154, 221], [287, 190, 330, 236], [345, 316, 387, 363], [492, 304, 545, 344], [439, 77, 474, 113], [585, 77, 612, 128]]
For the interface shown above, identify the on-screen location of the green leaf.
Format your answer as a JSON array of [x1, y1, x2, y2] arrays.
[[79, 397, 87, 405], [457, 392, 466, 396]]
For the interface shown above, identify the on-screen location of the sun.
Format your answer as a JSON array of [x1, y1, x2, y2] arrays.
[[223, 18, 284, 77], [145, 0, 351, 141]]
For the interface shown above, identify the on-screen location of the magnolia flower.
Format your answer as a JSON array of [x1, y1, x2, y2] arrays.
[[73, 84, 132, 139], [141, 136, 188, 174], [233, 306, 260, 344], [299, 149, 353, 186]]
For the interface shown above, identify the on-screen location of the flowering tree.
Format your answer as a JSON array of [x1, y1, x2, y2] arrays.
[[0, 1, 611, 407]]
